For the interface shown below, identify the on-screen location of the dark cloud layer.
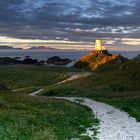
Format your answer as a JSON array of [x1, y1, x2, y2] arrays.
[[0, 0, 140, 42]]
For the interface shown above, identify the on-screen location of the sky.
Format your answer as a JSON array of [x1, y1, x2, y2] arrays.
[[0, 0, 140, 50]]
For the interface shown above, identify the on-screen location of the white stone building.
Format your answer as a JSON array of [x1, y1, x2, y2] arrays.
[[95, 39, 107, 51]]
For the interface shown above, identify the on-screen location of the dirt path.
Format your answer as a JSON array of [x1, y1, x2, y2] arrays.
[[52, 72, 91, 86], [55, 97, 140, 140], [29, 89, 43, 96], [28, 74, 140, 140]]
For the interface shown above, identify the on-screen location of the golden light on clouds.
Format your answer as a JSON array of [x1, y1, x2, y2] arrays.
[[0, 36, 140, 51], [121, 38, 140, 46], [0, 36, 78, 44], [0, 36, 94, 50]]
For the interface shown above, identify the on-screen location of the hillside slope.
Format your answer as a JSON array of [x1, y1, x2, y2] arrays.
[[119, 54, 140, 83], [74, 50, 128, 71], [43, 54, 140, 121]]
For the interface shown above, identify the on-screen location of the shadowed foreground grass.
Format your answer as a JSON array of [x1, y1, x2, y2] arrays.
[[0, 64, 139, 139], [0, 91, 95, 140]]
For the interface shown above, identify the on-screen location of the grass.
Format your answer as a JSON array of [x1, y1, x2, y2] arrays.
[[0, 65, 97, 139], [0, 91, 95, 140], [0, 63, 139, 139], [42, 69, 140, 121], [13, 87, 41, 95], [99, 97, 140, 121], [0, 65, 82, 90]]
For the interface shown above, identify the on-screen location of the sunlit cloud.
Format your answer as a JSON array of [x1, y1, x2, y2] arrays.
[[0, 35, 94, 50], [121, 38, 140, 45], [0, 35, 140, 51], [0, 36, 87, 44], [0, 0, 139, 50]]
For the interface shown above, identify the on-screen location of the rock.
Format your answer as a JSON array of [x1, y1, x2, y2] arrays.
[[23, 58, 38, 64], [0, 57, 22, 65], [47, 56, 72, 65], [74, 50, 128, 71]]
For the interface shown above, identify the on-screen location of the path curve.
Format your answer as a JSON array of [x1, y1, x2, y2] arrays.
[[28, 73, 140, 140], [53, 72, 91, 86], [55, 97, 140, 140]]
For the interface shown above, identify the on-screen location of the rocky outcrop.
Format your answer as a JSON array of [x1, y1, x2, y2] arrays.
[[47, 56, 72, 65], [74, 50, 128, 71], [0, 57, 22, 65]]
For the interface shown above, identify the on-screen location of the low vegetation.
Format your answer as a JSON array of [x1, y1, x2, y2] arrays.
[[0, 65, 97, 140], [0, 65, 81, 90], [0, 54, 140, 139], [0, 90, 95, 140], [42, 55, 140, 121]]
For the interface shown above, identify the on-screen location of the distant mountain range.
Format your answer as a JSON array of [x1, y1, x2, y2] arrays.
[[27, 46, 59, 50], [0, 45, 59, 50], [0, 45, 23, 50]]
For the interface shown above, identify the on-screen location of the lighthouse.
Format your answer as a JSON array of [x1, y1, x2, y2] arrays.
[[95, 39, 107, 51]]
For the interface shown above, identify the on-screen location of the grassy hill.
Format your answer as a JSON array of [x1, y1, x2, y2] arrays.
[[42, 54, 140, 121], [0, 91, 95, 140], [0, 65, 82, 90], [0, 82, 9, 91], [0, 54, 140, 139], [0, 65, 96, 140]]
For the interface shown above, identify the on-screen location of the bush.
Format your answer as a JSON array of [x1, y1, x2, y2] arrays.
[[109, 83, 127, 92], [0, 82, 9, 91]]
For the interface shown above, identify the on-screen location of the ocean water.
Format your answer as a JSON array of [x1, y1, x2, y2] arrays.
[[0, 50, 139, 60], [0, 50, 90, 60]]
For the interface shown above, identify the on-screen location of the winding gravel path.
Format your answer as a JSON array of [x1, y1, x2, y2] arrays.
[[29, 89, 43, 96], [52, 72, 91, 86], [28, 73, 140, 140], [55, 97, 140, 140]]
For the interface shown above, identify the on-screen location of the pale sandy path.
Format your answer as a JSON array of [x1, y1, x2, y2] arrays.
[[52, 72, 91, 86], [55, 97, 140, 140], [28, 74, 140, 140], [29, 89, 43, 96]]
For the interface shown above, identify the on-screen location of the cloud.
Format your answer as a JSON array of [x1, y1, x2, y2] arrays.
[[0, 35, 94, 50], [0, 0, 139, 49], [121, 38, 140, 45]]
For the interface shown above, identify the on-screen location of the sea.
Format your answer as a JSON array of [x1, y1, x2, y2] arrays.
[[0, 50, 140, 60]]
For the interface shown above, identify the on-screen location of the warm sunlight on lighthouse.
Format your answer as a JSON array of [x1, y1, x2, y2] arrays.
[[95, 39, 107, 51]]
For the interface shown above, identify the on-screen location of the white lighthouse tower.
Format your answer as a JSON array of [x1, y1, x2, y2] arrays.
[[95, 39, 107, 51]]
